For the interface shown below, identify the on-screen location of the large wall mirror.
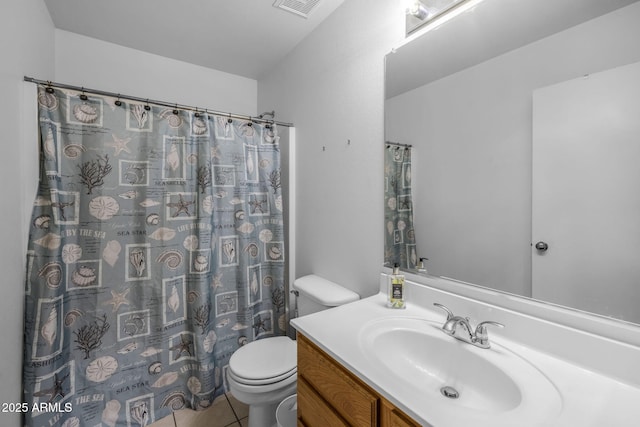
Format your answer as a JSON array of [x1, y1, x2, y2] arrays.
[[385, 0, 640, 325]]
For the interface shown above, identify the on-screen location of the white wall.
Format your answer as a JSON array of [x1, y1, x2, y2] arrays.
[[0, 1, 55, 425], [55, 29, 258, 115], [386, 3, 640, 295], [258, 0, 405, 298]]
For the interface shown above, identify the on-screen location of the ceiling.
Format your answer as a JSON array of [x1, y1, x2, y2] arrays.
[[43, 0, 345, 80]]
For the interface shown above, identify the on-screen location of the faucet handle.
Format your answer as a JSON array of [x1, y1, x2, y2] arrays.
[[473, 321, 504, 349], [433, 303, 454, 321]]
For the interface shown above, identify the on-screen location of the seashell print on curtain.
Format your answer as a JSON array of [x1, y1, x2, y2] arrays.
[[22, 86, 286, 426], [384, 144, 417, 269]]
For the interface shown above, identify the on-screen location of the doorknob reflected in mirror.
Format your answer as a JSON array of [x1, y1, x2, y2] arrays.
[[535, 241, 549, 252]]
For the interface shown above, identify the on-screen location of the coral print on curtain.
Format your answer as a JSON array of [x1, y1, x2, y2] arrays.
[[23, 86, 286, 427], [384, 144, 417, 269]]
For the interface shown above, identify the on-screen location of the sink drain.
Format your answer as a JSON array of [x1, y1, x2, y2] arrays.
[[440, 386, 459, 399]]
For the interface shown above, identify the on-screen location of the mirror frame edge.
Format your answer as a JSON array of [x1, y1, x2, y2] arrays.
[[384, 267, 640, 347]]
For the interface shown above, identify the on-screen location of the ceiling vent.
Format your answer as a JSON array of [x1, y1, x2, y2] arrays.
[[273, 0, 321, 18]]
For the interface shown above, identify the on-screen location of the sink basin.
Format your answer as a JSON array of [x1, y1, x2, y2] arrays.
[[358, 317, 562, 426]]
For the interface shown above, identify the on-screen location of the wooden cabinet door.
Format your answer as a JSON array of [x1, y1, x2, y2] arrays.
[[297, 377, 349, 427], [381, 398, 421, 427], [298, 334, 378, 426]]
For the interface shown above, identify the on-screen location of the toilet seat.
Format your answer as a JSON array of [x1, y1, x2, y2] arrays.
[[228, 336, 297, 386], [228, 366, 297, 386]]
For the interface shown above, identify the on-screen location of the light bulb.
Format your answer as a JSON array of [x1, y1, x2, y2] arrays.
[[408, 1, 429, 20]]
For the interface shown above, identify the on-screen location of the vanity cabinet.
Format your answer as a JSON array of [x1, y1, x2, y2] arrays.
[[297, 333, 420, 427]]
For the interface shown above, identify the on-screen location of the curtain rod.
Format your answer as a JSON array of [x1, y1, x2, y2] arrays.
[[24, 76, 294, 128], [386, 141, 412, 148]]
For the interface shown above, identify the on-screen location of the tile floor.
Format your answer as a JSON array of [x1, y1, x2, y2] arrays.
[[149, 393, 249, 427]]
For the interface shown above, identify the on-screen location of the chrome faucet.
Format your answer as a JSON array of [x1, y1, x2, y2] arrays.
[[433, 303, 504, 349]]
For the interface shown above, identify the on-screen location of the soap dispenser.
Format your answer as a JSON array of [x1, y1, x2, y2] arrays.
[[387, 263, 406, 309], [417, 257, 428, 274]]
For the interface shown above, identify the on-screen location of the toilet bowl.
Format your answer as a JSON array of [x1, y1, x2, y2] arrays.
[[227, 275, 359, 427], [227, 337, 297, 427]]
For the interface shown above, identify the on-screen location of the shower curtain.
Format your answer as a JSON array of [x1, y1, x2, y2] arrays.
[[23, 86, 286, 427], [384, 144, 417, 269]]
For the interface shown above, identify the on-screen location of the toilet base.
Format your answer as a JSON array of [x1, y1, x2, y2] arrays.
[[247, 402, 278, 427], [229, 378, 296, 427]]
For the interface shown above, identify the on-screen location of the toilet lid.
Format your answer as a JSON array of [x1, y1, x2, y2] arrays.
[[228, 365, 296, 386], [229, 337, 297, 382]]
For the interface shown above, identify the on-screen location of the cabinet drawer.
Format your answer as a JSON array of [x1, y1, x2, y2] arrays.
[[298, 334, 378, 426], [298, 377, 349, 427]]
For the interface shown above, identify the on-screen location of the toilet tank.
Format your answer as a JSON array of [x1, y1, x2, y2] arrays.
[[293, 275, 359, 317]]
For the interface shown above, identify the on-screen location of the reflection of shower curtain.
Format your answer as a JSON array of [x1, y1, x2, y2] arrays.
[[384, 144, 417, 269], [23, 85, 286, 426]]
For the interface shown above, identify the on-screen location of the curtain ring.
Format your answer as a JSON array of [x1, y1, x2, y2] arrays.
[[79, 87, 88, 101], [144, 99, 151, 111], [114, 94, 122, 107], [172, 104, 179, 115], [45, 81, 55, 94], [194, 108, 200, 118], [227, 113, 233, 124]]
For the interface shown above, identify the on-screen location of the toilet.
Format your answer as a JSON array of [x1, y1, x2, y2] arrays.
[[227, 275, 359, 427]]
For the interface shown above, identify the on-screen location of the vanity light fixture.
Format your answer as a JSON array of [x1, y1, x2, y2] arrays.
[[408, 1, 429, 20], [405, 0, 475, 36]]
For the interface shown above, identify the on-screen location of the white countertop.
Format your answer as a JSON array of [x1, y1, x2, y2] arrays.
[[291, 289, 640, 427]]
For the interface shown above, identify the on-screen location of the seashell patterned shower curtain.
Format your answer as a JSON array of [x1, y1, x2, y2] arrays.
[[384, 144, 417, 269], [23, 86, 286, 426]]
